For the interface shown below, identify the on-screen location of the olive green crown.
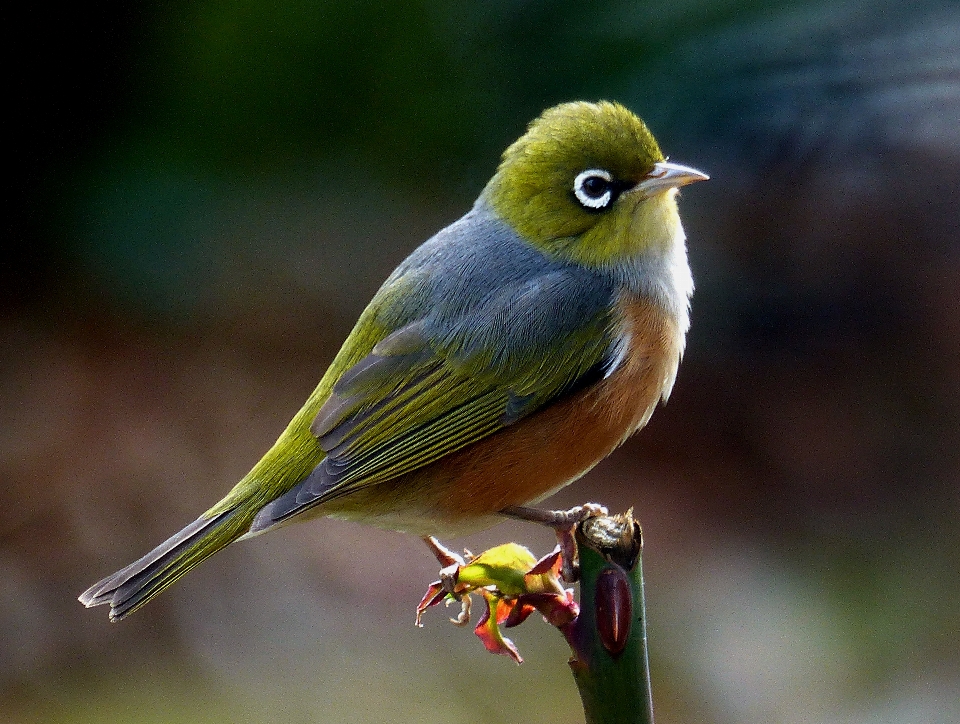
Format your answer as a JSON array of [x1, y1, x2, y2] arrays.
[[483, 101, 664, 249]]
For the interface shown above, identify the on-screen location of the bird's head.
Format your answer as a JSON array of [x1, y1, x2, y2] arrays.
[[483, 101, 707, 269]]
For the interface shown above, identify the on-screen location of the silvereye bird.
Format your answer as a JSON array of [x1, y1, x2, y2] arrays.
[[80, 100, 707, 621]]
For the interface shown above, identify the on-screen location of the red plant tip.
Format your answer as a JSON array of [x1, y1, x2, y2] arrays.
[[595, 567, 632, 658], [416, 542, 578, 661]]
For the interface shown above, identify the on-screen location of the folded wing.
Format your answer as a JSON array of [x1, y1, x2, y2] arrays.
[[248, 268, 615, 531]]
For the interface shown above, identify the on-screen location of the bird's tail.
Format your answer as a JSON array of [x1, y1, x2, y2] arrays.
[[78, 507, 249, 621]]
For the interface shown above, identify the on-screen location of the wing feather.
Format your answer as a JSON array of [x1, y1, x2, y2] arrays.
[[248, 245, 619, 530]]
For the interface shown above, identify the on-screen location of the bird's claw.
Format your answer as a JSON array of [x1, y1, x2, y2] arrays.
[[499, 502, 607, 528], [498, 502, 608, 582]]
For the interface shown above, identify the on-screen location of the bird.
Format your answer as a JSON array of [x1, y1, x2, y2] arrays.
[[79, 100, 708, 621]]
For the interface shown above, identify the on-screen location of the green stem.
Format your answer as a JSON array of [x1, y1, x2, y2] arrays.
[[563, 512, 654, 724]]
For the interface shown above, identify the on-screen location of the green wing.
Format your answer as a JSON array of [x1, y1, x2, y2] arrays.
[[313, 328, 512, 488], [250, 270, 615, 527]]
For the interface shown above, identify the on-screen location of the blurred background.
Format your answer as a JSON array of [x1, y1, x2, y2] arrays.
[[5, 0, 959, 722]]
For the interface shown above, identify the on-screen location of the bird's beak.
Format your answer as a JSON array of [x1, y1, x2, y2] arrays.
[[635, 161, 709, 198]]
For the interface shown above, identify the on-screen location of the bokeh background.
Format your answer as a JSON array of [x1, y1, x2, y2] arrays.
[[5, 1, 959, 722]]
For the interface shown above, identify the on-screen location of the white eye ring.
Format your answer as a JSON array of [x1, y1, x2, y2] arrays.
[[574, 169, 614, 209]]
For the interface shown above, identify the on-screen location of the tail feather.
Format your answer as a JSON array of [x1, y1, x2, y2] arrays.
[[242, 452, 362, 539], [244, 465, 335, 538], [79, 508, 246, 621]]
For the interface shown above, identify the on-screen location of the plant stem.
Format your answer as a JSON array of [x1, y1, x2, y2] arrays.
[[563, 511, 654, 724]]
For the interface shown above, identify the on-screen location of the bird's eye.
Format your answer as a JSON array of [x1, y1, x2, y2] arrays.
[[573, 169, 614, 210]]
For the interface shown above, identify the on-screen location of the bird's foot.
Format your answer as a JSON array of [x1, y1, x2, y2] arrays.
[[500, 503, 608, 527], [499, 503, 608, 582]]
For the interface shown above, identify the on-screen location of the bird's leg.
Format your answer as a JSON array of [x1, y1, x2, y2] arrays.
[[499, 503, 608, 582], [500, 503, 608, 527], [422, 536, 471, 625]]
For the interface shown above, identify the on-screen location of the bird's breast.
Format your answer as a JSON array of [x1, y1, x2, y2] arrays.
[[598, 291, 685, 435]]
